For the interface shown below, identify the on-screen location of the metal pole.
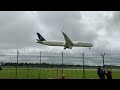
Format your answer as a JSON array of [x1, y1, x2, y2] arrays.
[[39, 51, 41, 79], [101, 53, 105, 70], [15, 50, 18, 79], [103, 55, 104, 70], [62, 52, 63, 75], [110, 65, 112, 72], [82, 52, 85, 79], [27, 63, 29, 79], [57, 66, 58, 79]]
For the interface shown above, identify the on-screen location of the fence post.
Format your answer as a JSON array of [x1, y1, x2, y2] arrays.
[[82, 52, 85, 79], [39, 51, 41, 79], [27, 63, 29, 79], [62, 52, 63, 75], [57, 66, 58, 79], [15, 50, 19, 79], [101, 53, 105, 70]]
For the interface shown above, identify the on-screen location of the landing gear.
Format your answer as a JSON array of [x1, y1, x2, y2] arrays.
[[64, 47, 66, 50], [89, 47, 91, 49], [64, 46, 68, 50]]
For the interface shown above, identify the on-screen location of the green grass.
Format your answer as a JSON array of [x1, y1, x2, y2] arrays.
[[0, 67, 120, 79]]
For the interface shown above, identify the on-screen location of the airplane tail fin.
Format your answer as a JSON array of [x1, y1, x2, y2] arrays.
[[37, 32, 46, 41]]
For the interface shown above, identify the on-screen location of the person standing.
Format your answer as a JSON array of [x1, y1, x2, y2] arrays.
[[105, 70, 112, 79]]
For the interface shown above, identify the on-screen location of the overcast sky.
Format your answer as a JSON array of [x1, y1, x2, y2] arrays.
[[0, 11, 120, 53]]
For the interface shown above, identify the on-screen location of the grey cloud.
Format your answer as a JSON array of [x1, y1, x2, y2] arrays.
[[2, 11, 120, 66], [0, 11, 43, 49], [0, 11, 117, 51], [105, 11, 120, 37], [36, 11, 98, 42], [111, 11, 120, 25]]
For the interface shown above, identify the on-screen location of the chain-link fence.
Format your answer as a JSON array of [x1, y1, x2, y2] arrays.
[[0, 49, 120, 79]]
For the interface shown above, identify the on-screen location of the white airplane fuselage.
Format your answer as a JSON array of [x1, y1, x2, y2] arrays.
[[38, 41, 93, 48]]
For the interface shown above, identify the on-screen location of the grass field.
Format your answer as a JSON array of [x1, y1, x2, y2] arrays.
[[0, 67, 120, 79]]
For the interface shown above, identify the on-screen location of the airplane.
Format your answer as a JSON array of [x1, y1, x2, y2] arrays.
[[36, 31, 94, 50]]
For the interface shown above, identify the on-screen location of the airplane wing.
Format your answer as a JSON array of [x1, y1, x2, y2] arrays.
[[61, 31, 73, 46]]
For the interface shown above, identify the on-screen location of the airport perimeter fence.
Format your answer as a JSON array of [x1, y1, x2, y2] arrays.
[[0, 49, 120, 79]]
